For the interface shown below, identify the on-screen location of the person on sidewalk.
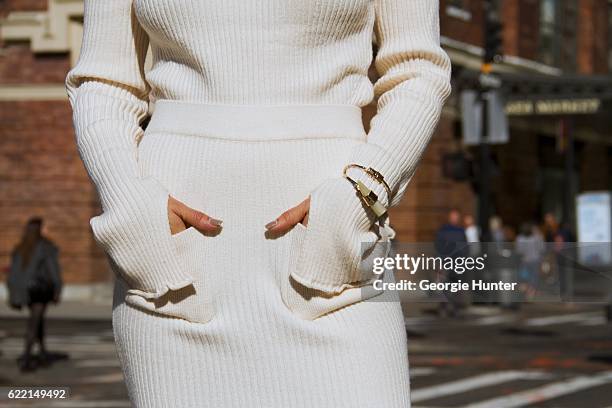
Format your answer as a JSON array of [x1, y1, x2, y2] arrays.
[[515, 222, 545, 300], [435, 209, 469, 317], [7, 217, 62, 372], [464, 214, 481, 256]]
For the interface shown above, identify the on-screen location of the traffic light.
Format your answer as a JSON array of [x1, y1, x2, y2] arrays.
[[483, 3, 503, 64]]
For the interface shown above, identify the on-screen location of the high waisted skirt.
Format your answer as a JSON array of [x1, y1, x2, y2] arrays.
[[111, 100, 411, 408]]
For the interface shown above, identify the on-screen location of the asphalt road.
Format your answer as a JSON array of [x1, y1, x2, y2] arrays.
[[404, 303, 612, 407], [0, 303, 610, 407]]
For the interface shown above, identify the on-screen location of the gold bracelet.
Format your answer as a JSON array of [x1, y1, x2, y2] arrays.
[[343, 175, 388, 218], [343, 165, 390, 218], [342, 164, 392, 199]]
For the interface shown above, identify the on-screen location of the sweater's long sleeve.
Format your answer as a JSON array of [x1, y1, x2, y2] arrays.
[[65, 0, 195, 299], [349, 0, 452, 206], [290, 0, 451, 293]]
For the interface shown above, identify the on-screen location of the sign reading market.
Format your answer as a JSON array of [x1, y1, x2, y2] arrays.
[[506, 98, 602, 116]]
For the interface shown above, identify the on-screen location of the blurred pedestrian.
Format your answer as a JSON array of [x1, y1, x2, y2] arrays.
[[489, 216, 506, 245], [515, 223, 544, 300], [464, 214, 479, 243], [542, 212, 574, 299], [542, 212, 572, 243], [7, 217, 62, 372], [435, 209, 468, 317], [464, 214, 480, 257]]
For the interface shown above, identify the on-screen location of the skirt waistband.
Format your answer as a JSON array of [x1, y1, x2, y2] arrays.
[[146, 100, 367, 142]]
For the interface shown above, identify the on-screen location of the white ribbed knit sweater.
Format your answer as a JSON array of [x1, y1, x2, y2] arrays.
[[65, 0, 451, 301], [65, 2, 451, 406]]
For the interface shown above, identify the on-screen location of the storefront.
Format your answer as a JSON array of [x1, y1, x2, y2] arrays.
[[430, 69, 612, 240]]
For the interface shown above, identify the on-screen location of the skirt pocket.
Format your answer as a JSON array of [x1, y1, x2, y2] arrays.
[[280, 213, 395, 321], [123, 225, 215, 324]]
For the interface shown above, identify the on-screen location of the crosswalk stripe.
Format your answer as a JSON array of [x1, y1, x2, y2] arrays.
[[411, 371, 550, 403], [465, 371, 612, 408], [579, 315, 607, 326], [76, 372, 125, 384], [525, 312, 600, 327], [474, 315, 516, 326], [410, 367, 437, 377], [75, 360, 121, 368]]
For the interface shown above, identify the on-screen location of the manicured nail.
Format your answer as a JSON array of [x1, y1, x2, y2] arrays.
[[208, 218, 223, 227], [265, 220, 278, 230]]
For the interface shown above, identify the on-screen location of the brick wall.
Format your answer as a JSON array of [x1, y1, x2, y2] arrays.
[[577, 0, 610, 74], [0, 43, 70, 83], [440, 0, 484, 46], [441, 0, 542, 61], [0, 0, 47, 17], [0, 0, 110, 286], [0, 100, 110, 284], [442, 0, 610, 72], [501, 0, 541, 61]]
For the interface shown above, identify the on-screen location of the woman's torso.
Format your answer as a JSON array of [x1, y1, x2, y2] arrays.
[[134, 0, 377, 106]]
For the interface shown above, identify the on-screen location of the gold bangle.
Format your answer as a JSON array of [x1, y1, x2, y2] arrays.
[[343, 174, 388, 219], [342, 164, 392, 199]]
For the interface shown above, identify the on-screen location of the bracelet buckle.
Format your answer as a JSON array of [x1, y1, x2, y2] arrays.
[[344, 177, 388, 218]]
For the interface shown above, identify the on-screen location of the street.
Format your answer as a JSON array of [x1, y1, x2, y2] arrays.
[[0, 303, 611, 407], [405, 303, 612, 407]]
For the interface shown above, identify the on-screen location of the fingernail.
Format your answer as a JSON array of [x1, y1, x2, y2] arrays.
[[208, 218, 223, 227], [265, 220, 278, 230]]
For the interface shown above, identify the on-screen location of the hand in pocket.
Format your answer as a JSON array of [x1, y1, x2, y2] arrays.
[[167, 196, 223, 236], [265, 197, 310, 235]]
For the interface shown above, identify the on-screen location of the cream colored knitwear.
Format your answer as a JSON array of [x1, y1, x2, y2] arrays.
[[65, 0, 451, 301]]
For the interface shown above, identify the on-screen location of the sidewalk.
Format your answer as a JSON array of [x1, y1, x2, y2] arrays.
[[0, 301, 112, 321]]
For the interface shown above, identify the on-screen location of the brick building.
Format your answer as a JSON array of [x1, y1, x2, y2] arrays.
[[1, 0, 611, 301]]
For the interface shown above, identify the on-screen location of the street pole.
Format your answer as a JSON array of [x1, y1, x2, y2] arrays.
[[478, 89, 491, 242], [562, 117, 575, 230], [478, 0, 499, 243]]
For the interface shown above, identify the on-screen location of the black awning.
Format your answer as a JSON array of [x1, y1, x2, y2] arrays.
[[453, 67, 612, 101]]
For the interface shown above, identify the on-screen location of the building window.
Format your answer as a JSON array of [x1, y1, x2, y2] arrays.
[[539, 0, 577, 71], [539, 0, 559, 66], [446, 0, 472, 21]]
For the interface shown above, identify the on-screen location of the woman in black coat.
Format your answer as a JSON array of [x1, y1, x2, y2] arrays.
[[7, 217, 62, 372]]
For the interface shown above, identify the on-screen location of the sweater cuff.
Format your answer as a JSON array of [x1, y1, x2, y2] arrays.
[[74, 108, 196, 298], [347, 142, 406, 208], [90, 176, 195, 299]]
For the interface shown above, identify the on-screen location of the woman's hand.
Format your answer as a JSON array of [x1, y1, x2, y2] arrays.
[[168, 196, 223, 235], [265, 197, 310, 234]]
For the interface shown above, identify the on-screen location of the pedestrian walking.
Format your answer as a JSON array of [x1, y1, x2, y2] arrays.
[[464, 214, 481, 256], [7, 217, 62, 372], [435, 209, 469, 316], [489, 216, 506, 246], [515, 223, 544, 300]]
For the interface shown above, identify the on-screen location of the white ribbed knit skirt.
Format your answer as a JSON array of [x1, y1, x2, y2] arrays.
[[111, 101, 411, 408]]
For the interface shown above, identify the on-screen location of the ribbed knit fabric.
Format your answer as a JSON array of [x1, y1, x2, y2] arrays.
[[112, 127, 410, 407], [65, 1, 450, 406]]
